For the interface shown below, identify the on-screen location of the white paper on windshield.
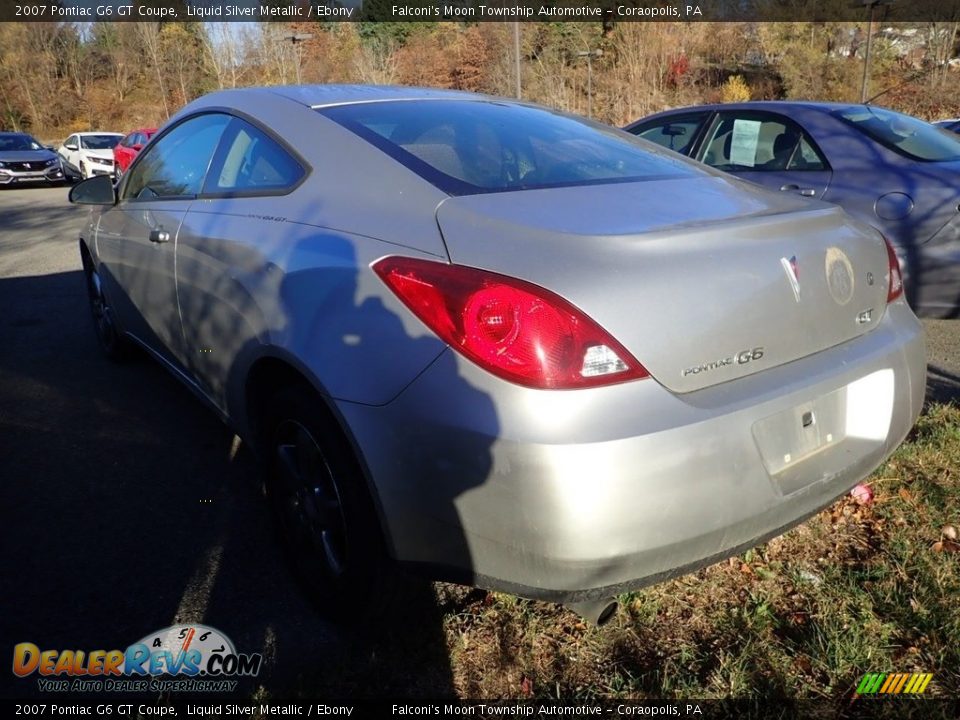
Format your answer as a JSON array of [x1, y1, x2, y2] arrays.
[[729, 119, 761, 167]]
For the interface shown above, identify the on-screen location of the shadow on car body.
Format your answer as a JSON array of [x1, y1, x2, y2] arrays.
[[0, 263, 496, 699]]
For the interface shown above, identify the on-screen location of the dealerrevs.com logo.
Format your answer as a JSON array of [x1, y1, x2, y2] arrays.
[[13, 625, 263, 693]]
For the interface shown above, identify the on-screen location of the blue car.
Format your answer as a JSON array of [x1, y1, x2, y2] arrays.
[[934, 118, 960, 135], [627, 102, 960, 318]]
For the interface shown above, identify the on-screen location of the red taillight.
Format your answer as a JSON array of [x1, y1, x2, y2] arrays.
[[884, 237, 903, 303], [373, 256, 649, 389]]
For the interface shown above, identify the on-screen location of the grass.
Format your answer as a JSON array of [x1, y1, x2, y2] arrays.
[[285, 402, 959, 702]]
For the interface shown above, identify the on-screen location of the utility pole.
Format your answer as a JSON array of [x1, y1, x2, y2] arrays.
[[576, 49, 603, 118], [281, 32, 313, 85], [513, 22, 521, 99], [857, 0, 894, 103]]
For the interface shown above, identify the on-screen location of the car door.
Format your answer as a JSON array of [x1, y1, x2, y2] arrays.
[[696, 111, 833, 199], [625, 111, 713, 157], [59, 135, 79, 173], [114, 134, 133, 170], [124, 133, 145, 167], [95, 113, 231, 371], [174, 116, 308, 405]]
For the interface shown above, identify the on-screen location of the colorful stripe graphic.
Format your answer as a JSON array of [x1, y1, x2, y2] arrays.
[[856, 672, 933, 695]]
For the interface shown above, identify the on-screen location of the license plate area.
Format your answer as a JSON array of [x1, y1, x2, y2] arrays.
[[753, 390, 847, 476], [752, 369, 895, 495]]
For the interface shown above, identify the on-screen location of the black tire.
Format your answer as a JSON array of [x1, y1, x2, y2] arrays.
[[81, 250, 134, 361], [262, 387, 394, 623]]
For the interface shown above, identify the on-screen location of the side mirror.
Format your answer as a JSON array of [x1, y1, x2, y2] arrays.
[[64, 143, 77, 150], [132, 144, 143, 151], [45, 145, 56, 151], [69, 175, 116, 206]]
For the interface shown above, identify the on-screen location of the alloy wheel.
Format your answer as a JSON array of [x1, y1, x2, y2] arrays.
[[84, 265, 117, 353], [271, 419, 349, 586]]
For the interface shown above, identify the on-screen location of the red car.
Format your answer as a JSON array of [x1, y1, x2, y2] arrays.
[[113, 127, 157, 179]]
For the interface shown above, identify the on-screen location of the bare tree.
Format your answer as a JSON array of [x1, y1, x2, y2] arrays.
[[202, 22, 253, 90], [91, 23, 141, 103], [136, 22, 170, 118], [354, 36, 399, 85]]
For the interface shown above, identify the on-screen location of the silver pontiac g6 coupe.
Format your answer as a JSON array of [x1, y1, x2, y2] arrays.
[[70, 86, 925, 623]]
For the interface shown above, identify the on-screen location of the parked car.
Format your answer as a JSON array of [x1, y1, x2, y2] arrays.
[[0, 131, 65, 186], [626, 102, 960, 318], [70, 86, 924, 624], [934, 118, 960, 134], [113, 127, 157, 180], [58, 132, 124, 180]]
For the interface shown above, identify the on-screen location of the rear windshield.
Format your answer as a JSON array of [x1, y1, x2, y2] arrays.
[[834, 106, 960, 162], [319, 100, 700, 195], [81, 135, 122, 150]]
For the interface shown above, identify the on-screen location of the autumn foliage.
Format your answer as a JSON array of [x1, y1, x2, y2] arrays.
[[0, 20, 957, 141]]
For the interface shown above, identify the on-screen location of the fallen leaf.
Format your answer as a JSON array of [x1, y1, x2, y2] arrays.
[[898, 488, 912, 502], [740, 563, 754, 575], [932, 541, 944, 553], [520, 676, 533, 696]]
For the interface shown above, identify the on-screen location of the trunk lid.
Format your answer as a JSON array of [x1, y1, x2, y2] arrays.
[[434, 176, 893, 393]]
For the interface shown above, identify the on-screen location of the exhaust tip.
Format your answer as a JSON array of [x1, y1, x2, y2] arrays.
[[563, 598, 619, 626]]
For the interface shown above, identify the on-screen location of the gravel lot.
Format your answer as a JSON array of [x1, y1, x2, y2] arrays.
[[1, 185, 956, 699]]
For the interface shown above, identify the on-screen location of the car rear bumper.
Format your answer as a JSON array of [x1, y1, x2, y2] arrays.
[[338, 301, 925, 601]]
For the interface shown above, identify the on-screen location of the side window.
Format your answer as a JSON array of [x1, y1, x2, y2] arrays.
[[701, 114, 827, 171], [791, 136, 828, 171], [122, 114, 230, 201], [207, 119, 304, 194], [629, 113, 709, 156]]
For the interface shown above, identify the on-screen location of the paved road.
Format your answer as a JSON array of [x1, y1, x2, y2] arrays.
[[0, 186, 454, 699], [1, 186, 957, 700]]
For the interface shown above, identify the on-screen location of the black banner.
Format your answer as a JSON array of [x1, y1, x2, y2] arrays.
[[3, 0, 960, 23], [4, 699, 960, 720]]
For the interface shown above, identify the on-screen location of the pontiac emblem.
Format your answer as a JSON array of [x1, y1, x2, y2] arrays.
[[781, 255, 801, 302]]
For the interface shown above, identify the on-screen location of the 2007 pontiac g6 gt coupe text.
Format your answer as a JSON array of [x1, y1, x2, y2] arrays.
[[71, 85, 925, 623]]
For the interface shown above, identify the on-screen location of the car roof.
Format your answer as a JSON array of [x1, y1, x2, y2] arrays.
[[205, 84, 493, 109], [75, 131, 124, 136], [656, 100, 870, 115]]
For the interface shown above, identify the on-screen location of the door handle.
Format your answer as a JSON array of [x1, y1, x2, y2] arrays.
[[149, 230, 170, 244], [780, 184, 817, 197]]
